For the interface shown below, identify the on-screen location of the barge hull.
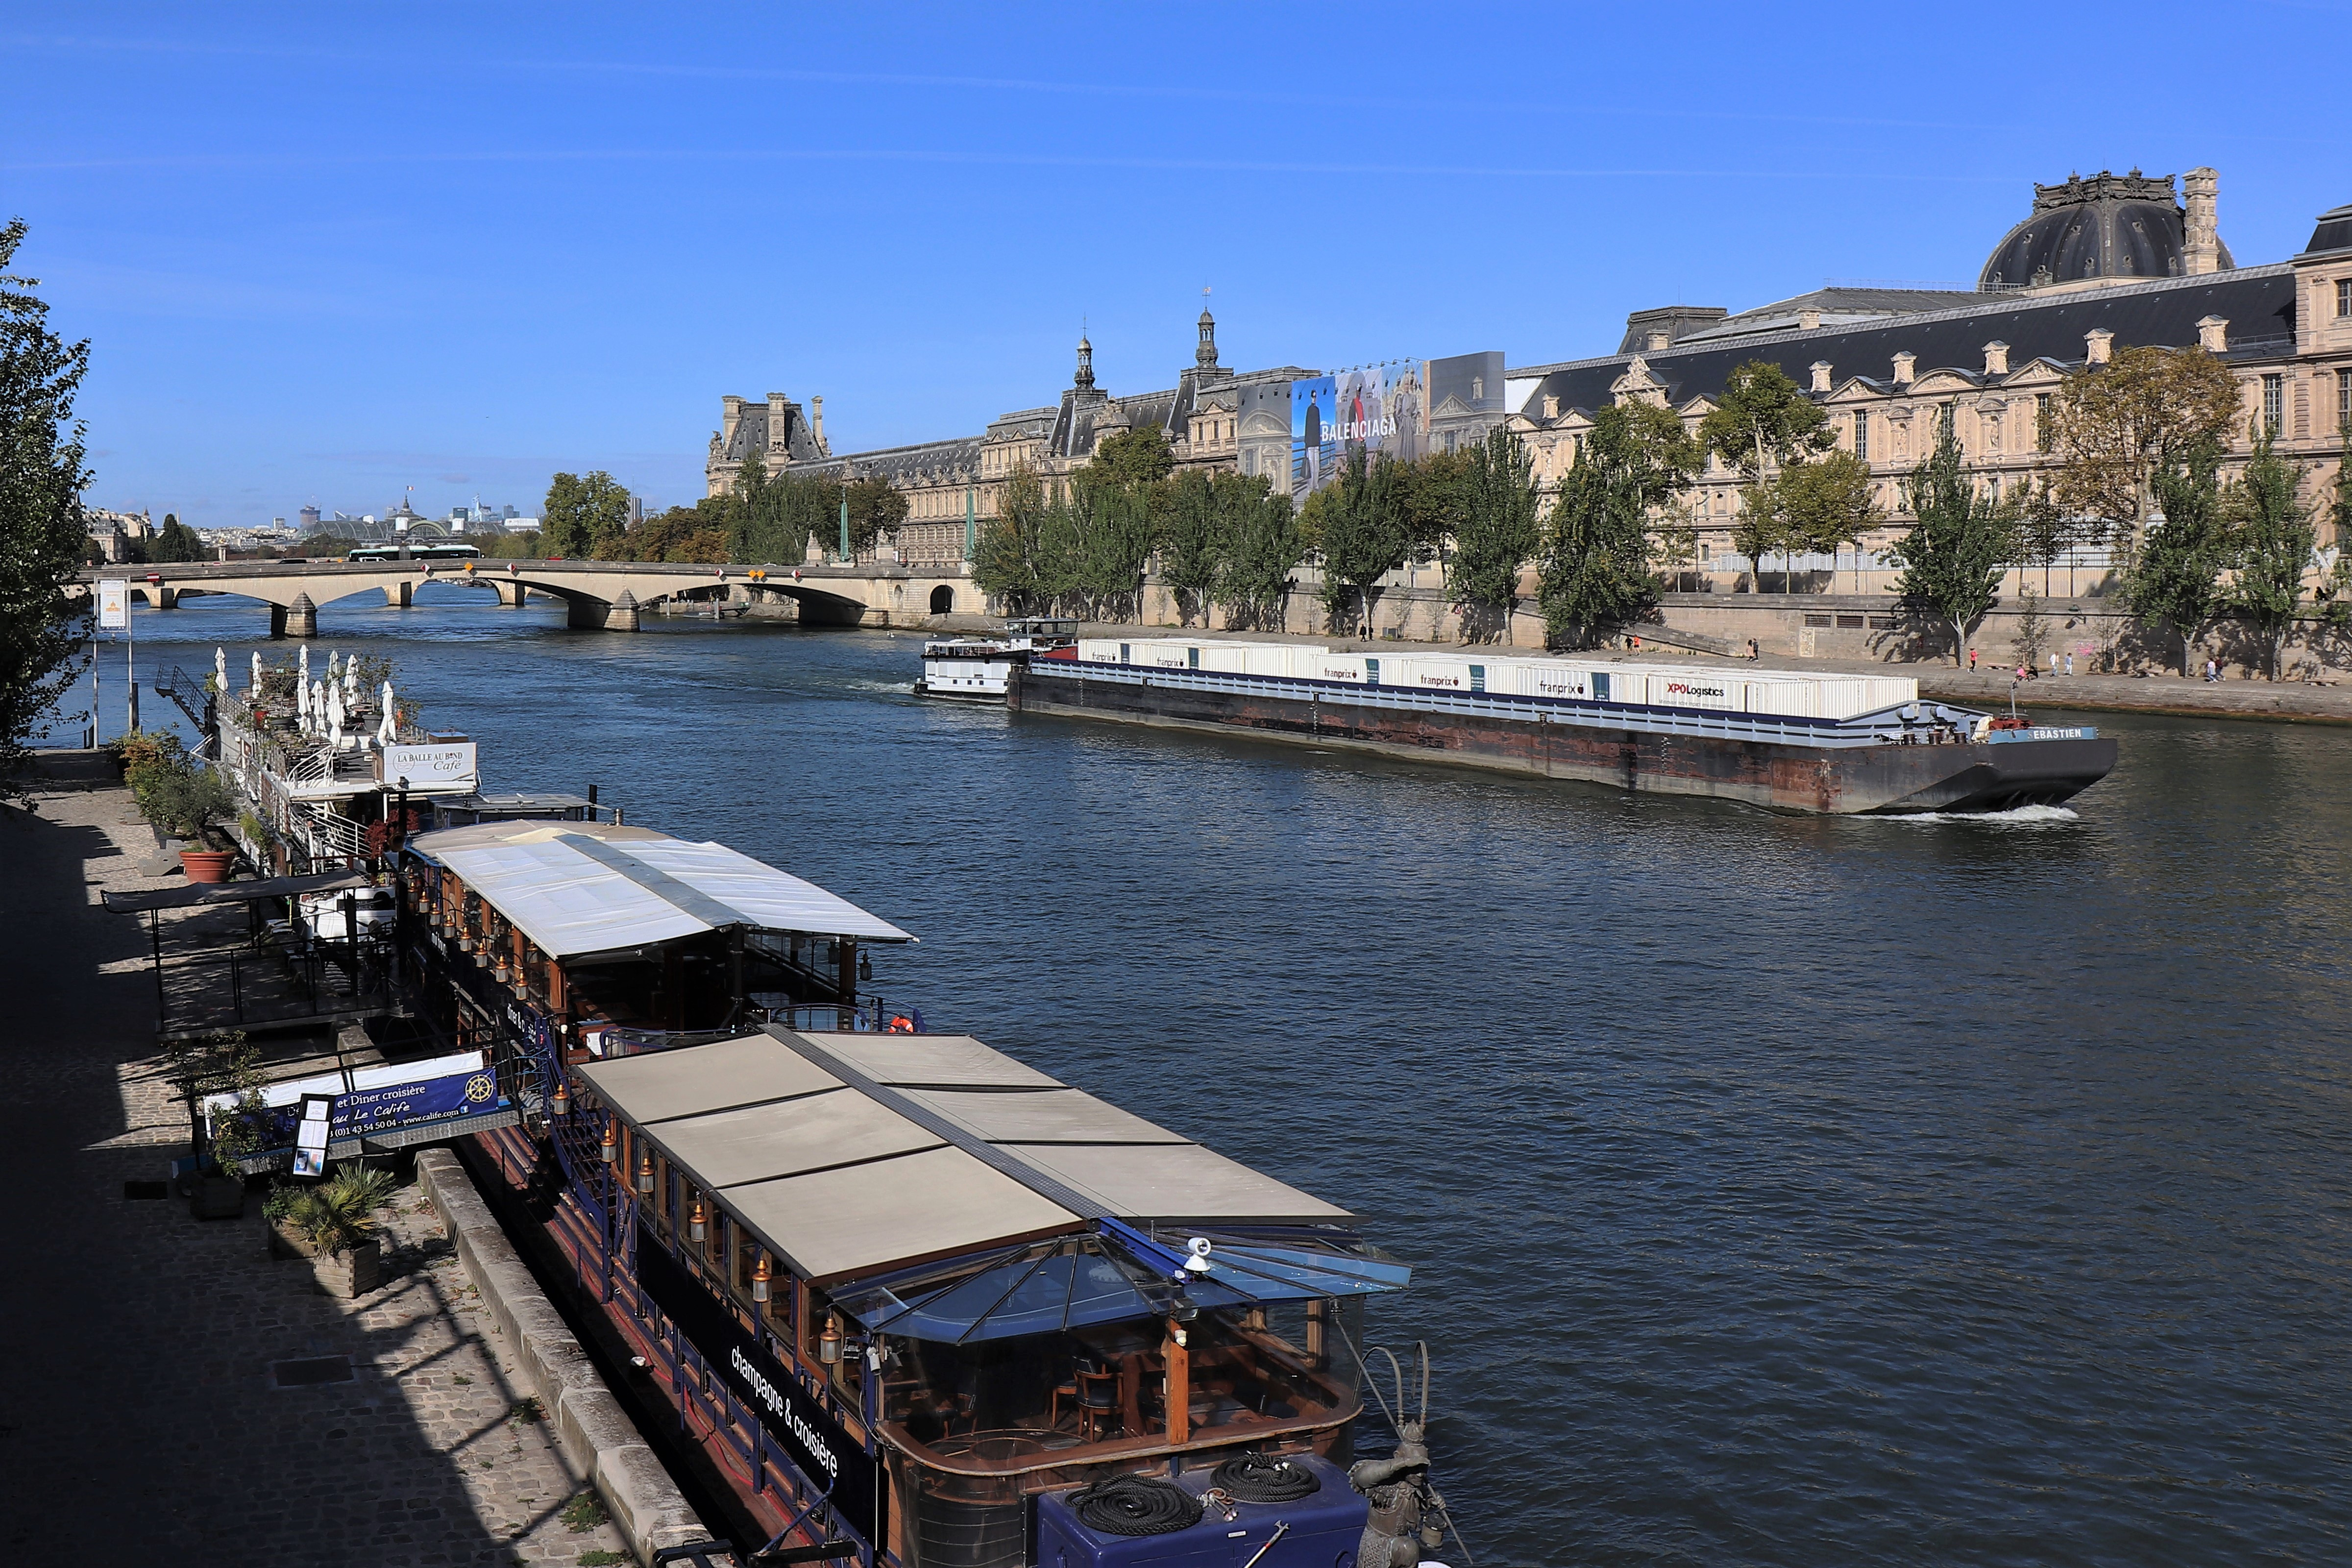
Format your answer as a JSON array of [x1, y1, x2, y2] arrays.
[[1009, 666, 2115, 815]]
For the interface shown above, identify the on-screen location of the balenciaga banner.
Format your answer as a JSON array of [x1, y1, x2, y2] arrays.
[[1292, 362, 1430, 504], [632, 1219, 886, 1549]]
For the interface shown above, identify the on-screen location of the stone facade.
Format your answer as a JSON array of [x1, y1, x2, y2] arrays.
[[705, 167, 2352, 585]]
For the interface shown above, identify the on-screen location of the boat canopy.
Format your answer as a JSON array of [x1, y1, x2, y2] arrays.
[[575, 1027, 1405, 1339], [408, 821, 913, 957]]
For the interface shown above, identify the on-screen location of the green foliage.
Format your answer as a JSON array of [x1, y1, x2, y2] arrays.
[[2045, 344, 2242, 539], [1312, 445, 1416, 635], [971, 466, 1050, 612], [0, 217, 93, 790], [620, 505, 729, 564], [163, 1029, 259, 1163], [1698, 361, 1833, 483], [477, 530, 542, 559], [1083, 425, 1176, 491], [1447, 426, 1543, 641], [1068, 480, 1156, 620], [1540, 401, 1702, 648], [2225, 426, 2316, 678], [150, 514, 204, 562], [1210, 473, 1302, 631], [2010, 582, 2049, 669], [116, 729, 236, 839], [560, 1492, 609, 1533], [1886, 406, 2020, 666], [275, 1163, 395, 1257], [1158, 470, 1222, 626], [540, 471, 633, 559], [844, 475, 909, 558], [1772, 450, 1880, 582], [2124, 437, 2234, 674]]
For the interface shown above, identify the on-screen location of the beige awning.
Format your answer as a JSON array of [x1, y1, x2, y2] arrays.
[[576, 1026, 1357, 1285]]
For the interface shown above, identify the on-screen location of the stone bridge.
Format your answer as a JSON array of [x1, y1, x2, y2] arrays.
[[73, 557, 980, 636]]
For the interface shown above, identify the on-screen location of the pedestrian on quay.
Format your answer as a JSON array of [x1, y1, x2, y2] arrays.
[[1969, 647, 1979, 671], [1747, 638, 1760, 662], [2066, 651, 2075, 677], [2050, 652, 2059, 677]]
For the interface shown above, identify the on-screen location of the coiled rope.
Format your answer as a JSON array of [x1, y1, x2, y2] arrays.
[[1212, 1452, 1322, 1503], [1067, 1473, 1203, 1537]]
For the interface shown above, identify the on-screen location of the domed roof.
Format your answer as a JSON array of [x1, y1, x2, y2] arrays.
[[2303, 202, 2352, 256], [1980, 170, 2230, 289]]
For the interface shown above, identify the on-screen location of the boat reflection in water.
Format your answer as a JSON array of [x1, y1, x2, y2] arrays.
[[395, 811, 1436, 1568]]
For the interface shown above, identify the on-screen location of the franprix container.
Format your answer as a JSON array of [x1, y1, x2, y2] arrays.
[[1296, 652, 1373, 684]]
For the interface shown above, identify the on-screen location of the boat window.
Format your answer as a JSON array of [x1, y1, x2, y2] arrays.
[[1592, 672, 1611, 701], [1119, 643, 1130, 662], [1187, 647, 1200, 669], [1470, 664, 1485, 693]]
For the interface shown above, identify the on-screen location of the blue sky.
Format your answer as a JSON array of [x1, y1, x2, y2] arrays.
[[6, 4, 2347, 529]]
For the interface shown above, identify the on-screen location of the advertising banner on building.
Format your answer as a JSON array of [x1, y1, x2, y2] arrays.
[[1291, 374, 1337, 504]]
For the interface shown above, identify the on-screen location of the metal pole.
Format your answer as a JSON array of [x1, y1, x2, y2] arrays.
[[837, 497, 850, 564], [126, 591, 138, 735]]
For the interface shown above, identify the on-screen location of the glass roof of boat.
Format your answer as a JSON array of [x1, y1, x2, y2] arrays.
[[410, 821, 914, 956]]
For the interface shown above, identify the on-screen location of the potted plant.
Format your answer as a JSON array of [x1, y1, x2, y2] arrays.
[[163, 1030, 262, 1220], [264, 1164, 394, 1298]]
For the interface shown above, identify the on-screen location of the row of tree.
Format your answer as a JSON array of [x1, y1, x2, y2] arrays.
[[538, 461, 910, 566]]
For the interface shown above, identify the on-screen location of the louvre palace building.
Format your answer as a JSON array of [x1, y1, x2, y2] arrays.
[[708, 165, 2352, 581]]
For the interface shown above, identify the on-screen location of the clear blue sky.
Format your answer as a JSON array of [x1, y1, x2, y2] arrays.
[[6, 4, 2346, 529]]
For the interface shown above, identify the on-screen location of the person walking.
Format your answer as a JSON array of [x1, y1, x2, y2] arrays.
[[1969, 647, 1979, 672], [1747, 638, 1760, 662], [2065, 651, 2075, 677]]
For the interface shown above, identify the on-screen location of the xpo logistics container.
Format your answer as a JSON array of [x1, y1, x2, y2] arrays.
[[1024, 637, 2113, 814]]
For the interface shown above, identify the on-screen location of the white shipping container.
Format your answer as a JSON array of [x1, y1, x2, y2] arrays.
[[1077, 638, 1126, 663], [1242, 645, 1305, 677], [1641, 670, 1744, 710], [1505, 662, 1598, 701], [1297, 652, 1372, 684], [1388, 656, 1480, 692], [1196, 644, 1250, 673]]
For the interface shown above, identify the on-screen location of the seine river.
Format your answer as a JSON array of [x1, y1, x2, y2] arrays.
[[58, 587, 2352, 1567]]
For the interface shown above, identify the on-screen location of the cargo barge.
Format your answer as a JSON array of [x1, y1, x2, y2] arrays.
[[1011, 638, 2116, 815], [189, 649, 1460, 1568]]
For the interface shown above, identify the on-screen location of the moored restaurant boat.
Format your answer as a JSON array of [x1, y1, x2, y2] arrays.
[[1010, 637, 2116, 815], [388, 811, 1449, 1567]]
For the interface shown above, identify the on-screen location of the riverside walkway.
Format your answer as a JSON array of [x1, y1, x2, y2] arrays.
[[0, 770, 639, 1568]]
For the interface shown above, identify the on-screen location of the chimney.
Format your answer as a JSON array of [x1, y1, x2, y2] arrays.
[[721, 394, 745, 445], [2084, 328, 2114, 367], [1810, 361, 1833, 393], [811, 395, 826, 451], [1892, 351, 1915, 387], [2197, 315, 2228, 352], [1798, 309, 1822, 331], [1645, 328, 1671, 352], [766, 392, 790, 460], [1983, 341, 2009, 375], [2183, 168, 2221, 276]]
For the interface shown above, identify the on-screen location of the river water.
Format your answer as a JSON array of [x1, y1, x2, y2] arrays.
[[56, 588, 2352, 1566]]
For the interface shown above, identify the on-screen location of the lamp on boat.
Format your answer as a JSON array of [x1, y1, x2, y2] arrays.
[[858, 950, 872, 982], [818, 1315, 844, 1365], [635, 1151, 655, 1196], [688, 1198, 707, 1243], [599, 1122, 616, 1164], [548, 1075, 569, 1117], [752, 1253, 772, 1304]]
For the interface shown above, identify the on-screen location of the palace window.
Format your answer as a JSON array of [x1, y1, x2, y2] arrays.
[[2340, 368, 2352, 429], [2036, 392, 2052, 452], [2339, 278, 2351, 318], [2263, 374, 2284, 433], [1852, 411, 1868, 461]]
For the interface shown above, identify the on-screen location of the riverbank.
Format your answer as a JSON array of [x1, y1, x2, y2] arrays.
[[1063, 620, 2352, 724], [0, 774, 655, 1567]]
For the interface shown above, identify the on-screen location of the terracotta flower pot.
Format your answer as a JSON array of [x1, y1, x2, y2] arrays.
[[180, 849, 236, 883]]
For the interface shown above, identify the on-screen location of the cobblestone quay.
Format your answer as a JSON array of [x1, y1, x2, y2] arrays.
[[0, 772, 634, 1568]]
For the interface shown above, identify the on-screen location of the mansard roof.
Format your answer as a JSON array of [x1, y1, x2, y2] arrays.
[[801, 435, 981, 485], [1512, 265, 2295, 416]]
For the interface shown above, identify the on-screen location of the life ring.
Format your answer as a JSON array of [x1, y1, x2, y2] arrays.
[[886, 1014, 916, 1034]]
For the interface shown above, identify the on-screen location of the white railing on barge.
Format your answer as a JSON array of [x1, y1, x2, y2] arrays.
[[1027, 661, 1983, 749]]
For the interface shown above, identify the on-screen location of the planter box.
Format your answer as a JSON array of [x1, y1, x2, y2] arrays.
[[180, 849, 236, 883], [268, 1217, 383, 1298], [190, 1173, 246, 1221]]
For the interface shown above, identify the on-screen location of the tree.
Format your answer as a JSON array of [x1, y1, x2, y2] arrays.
[[1446, 425, 1542, 642], [2122, 437, 2233, 676], [1158, 469, 1223, 627], [1308, 445, 1414, 637], [1767, 450, 1879, 593], [0, 217, 92, 790], [2045, 344, 2240, 546], [1699, 362, 1834, 593], [1886, 405, 2019, 667], [479, 530, 542, 559], [1392, 446, 1471, 558], [2010, 581, 2049, 672], [1085, 425, 1175, 491], [1539, 401, 1702, 648], [972, 465, 1049, 613], [1212, 473, 1302, 631], [541, 471, 632, 558], [150, 512, 203, 562], [2225, 426, 2317, 679], [2017, 475, 2076, 598], [1071, 480, 1156, 621], [844, 476, 907, 559]]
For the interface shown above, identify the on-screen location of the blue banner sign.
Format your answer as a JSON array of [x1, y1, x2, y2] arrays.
[[333, 1067, 502, 1136]]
